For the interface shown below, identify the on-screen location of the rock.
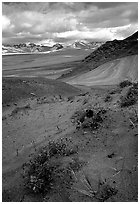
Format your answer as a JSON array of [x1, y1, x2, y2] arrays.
[[107, 152, 115, 158], [86, 109, 94, 118], [30, 93, 36, 96]]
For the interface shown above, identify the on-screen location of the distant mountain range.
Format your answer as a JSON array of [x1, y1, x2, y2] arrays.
[[68, 40, 103, 50], [2, 41, 104, 55]]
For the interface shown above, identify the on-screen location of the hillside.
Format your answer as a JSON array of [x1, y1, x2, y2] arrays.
[[3, 81, 138, 202], [60, 31, 138, 80], [65, 55, 138, 86], [2, 77, 81, 106], [2, 33, 138, 202]]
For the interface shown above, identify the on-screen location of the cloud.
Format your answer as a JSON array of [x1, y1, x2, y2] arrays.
[[3, 9, 78, 34], [54, 24, 136, 41], [2, 2, 138, 44], [2, 15, 11, 30], [78, 3, 137, 28]]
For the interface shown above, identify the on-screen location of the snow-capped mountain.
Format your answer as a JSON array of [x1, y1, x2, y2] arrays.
[[2, 43, 52, 55], [68, 40, 104, 50], [51, 43, 63, 51], [2, 45, 24, 54], [2, 40, 104, 55]]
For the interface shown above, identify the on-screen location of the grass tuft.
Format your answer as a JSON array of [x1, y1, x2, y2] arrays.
[[73, 108, 107, 130], [22, 138, 79, 196], [104, 94, 112, 102], [120, 83, 138, 107], [119, 80, 132, 88], [73, 173, 118, 201]]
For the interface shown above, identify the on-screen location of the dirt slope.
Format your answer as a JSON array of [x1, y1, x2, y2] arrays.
[[65, 55, 138, 86], [2, 77, 81, 106], [2, 32, 138, 202], [2, 82, 138, 202]]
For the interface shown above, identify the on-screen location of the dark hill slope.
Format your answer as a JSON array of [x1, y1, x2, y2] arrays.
[[2, 77, 81, 105], [124, 31, 138, 41], [60, 31, 138, 79]]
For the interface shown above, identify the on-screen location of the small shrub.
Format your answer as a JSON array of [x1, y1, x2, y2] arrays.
[[80, 108, 106, 130], [109, 88, 122, 95], [72, 110, 86, 124], [104, 95, 112, 102], [96, 183, 118, 201], [2, 116, 7, 120], [109, 90, 116, 95], [23, 139, 78, 195], [82, 98, 88, 105], [73, 107, 107, 130], [24, 162, 55, 194], [86, 109, 94, 118], [120, 84, 138, 107], [47, 139, 77, 157], [67, 96, 74, 102], [79, 92, 89, 96], [119, 80, 132, 88], [132, 82, 138, 89]]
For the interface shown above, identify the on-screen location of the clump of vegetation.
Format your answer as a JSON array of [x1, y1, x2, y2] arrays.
[[119, 80, 132, 88], [71, 109, 86, 124], [109, 87, 122, 95], [47, 139, 77, 157], [120, 83, 138, 107], [104, 94, 112, 102], [82, 98, 89, 105], [82, 110, 104, 130], [132, 82, 138, 89], [2, 116, 7, 120], [73, 108, 107, 130], [23, 138, 79, 196], [109, 90, 116, 95], [73, 173, 118, 201], [67, 96, 75, 102]]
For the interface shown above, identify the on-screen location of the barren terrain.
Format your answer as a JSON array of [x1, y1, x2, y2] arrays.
[[2, 32, 138, 202], [65, 55, 138, 86], [2, 78, 138, 202]]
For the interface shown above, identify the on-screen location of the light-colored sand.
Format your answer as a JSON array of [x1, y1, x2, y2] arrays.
[[2, 99, 80, 174], [66, 55, 138, 86]]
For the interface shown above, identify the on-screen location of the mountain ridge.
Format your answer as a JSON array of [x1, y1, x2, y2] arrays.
[[59, 31, 138, 79], [2, 41, 104, 55]]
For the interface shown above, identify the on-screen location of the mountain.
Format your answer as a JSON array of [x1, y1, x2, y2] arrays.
[[2, 40, 103, 55], [83, 32, 138, 65], [2, 43, 52, 55], [2, 45, 24, 54], [60, 31, 138, 79], [124, 31, 138, 41], [67, 40, 104, 50], [51, 43, 63, 51]]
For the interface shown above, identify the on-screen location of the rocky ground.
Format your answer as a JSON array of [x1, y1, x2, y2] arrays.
[[2, 78, 138, 202]]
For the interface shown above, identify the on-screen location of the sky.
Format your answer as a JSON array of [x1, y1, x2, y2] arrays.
[[2, 2, 138, 45]]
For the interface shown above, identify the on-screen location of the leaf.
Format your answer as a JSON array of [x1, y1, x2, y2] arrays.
[[73, 187, 94, 197]]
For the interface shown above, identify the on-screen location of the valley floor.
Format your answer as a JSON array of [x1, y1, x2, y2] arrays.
[[2, 79, 138, 202]]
